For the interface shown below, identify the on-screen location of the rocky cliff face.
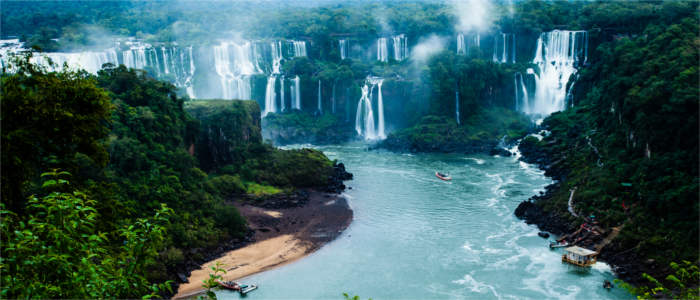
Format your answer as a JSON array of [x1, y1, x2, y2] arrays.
[[185, 100, 262, 171]]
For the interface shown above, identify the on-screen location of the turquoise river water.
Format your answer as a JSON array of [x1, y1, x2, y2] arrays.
[[217, 143, 631, 300]]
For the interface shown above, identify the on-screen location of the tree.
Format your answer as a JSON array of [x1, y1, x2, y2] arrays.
[[0, 170, 173, 298], [1, 54, 112, 212]]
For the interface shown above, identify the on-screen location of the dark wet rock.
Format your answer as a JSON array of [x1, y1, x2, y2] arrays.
[[538, 232, 550, 239], [324, 162, 353, 193], [177, 273, 188, 283]]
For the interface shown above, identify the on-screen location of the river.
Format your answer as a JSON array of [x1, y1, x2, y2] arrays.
[[216, 142, 630, 299]]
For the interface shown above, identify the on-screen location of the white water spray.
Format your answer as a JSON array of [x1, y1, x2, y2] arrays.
[[339, 39, 348, 60], [527, 30, 588, 116], [377, 38, 388, 62], [355, 76, 386, 140]]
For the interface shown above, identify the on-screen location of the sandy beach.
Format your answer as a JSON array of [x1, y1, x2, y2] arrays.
[[174, 190, 352, 298]]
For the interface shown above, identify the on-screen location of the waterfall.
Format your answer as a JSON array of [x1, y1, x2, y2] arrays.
[[527, 30, 588, 116], [514, 72, 530, 113], [455, 89, 460, 125], [123, 46, 149, 70], [161, 47, 170, 74], [331, 81, 337, 114], [280, 76, 286, 111], [492, 35, 498, 62], [186, 46, 196, 98], [511, 34, 516, 63], [292, 76, 301, 110], [271, 41, 283, 74], [376, 79, 385, 138], [339, 39, 348, 60], [213, 41, 260, 100], [392, 34, 407, 61], [355, 76, 386, 140], [492, 33, 514, 63], [263, 76, 277, 117], [292, 41, 307, 57], [458, 33, 480, 55], [457, 34, 466, 54], [501, 33, 507, 63], [27, 49, 118, 74], [317, 79, 322, 114], [355, 84, 375, 139], [377, 38, 388, 62]]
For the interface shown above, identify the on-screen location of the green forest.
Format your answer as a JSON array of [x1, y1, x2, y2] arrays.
[[1, 56, 341, 298]]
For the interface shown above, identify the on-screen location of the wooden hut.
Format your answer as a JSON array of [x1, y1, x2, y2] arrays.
[[562, 246, 598, 267]]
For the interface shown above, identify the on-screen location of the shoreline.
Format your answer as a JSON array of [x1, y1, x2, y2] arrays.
[[173, 190, 353, 298]]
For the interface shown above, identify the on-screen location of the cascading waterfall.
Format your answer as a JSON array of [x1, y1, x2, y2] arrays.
[[492, 33, 514, 63], [457, 33, 480, 55], [377, 38, 388, 62], [355, 76, 386, 140], [186, 46, 196, 98], [527, 30, 588, 115], [3, 38, 314, 102], [457, 34, 466, 54], [280, 75, 286, 111], [263, 41, 284, 116], [339, 39, 348, 60], [514, 72, 530, 113], [213, 41, 261, 100], [511, 35, 516, 63], [392, 34, 408, 61], [271, 41, 283, 74], [263, 76, 277, 116], [317, 79, 323, 114], [31, 49, 119, 74], [376, 79, 385, 138], [331, 81, 337, 114], [292, 41, 307, 57], [292, 76, 301, 110], [455, 88, 460, 125], [501, 33, 507, 63]]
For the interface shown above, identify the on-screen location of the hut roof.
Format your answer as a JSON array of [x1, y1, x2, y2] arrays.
[[565, 246, 597, 257]]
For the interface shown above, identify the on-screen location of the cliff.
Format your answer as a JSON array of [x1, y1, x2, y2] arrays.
[[185, 100, 262, 171]]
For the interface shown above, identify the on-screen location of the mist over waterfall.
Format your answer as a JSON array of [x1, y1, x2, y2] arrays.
[[355, 76, 386, 140], [339, 39, 348, 60], [31, 49, 118, 74], [525, 30, 588, 116], [377, 38, 389, 62], [392, 34, 408, 61]]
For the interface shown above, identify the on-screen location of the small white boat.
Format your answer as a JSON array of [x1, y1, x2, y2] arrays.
[[240, 284, 258, 295]]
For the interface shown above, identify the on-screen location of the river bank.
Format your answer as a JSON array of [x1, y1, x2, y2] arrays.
[[174, 189, 353, 298]]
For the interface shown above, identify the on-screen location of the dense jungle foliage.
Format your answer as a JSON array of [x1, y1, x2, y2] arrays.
[[0, 56, 339, 297]]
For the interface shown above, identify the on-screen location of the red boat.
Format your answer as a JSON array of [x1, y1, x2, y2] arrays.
[[217, 280, 241, 291], [435, 172, 452, 181]]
